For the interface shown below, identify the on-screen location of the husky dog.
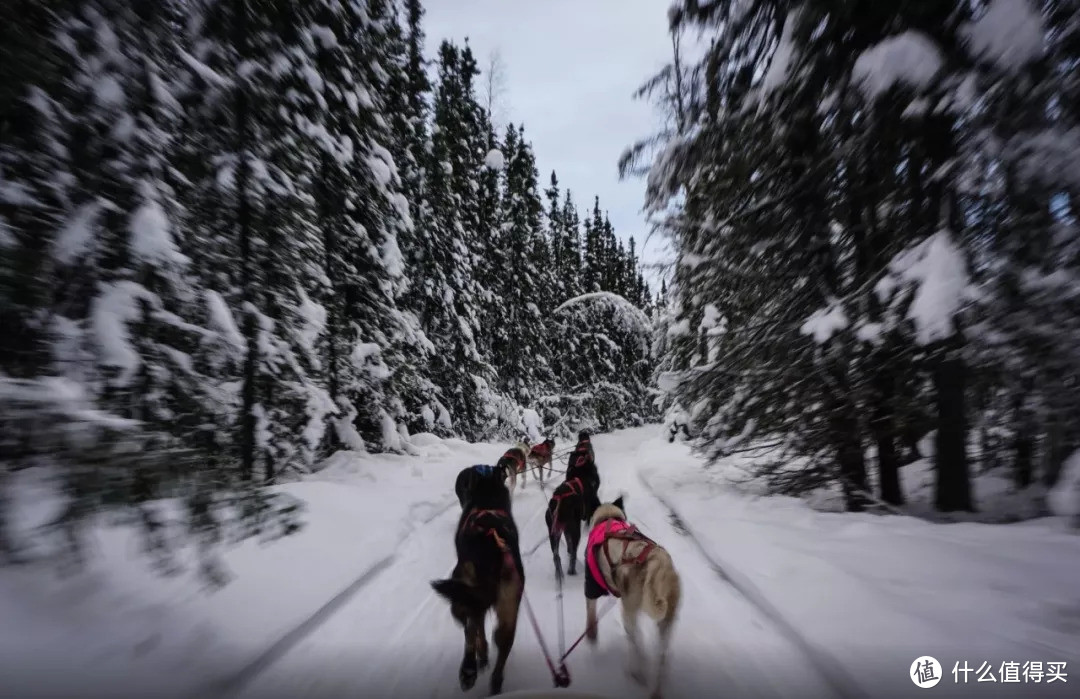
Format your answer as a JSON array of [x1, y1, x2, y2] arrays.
[[527, 437, 556, 484], [432, 472, 524, 695], [583, 496, 681, 699], [454, 463, 509, 509], [502, 441, 531, 492], [544, 475, 587, 577]]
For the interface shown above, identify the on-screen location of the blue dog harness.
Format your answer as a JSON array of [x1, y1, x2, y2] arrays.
[[471, 464, 497, 477]]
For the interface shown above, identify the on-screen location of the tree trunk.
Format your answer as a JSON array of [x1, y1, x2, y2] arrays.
[[235, 0, 256, 483], [1012, 389, 1034, 488], [933, 341, 973, 512], [831, 394, 869, 512], [871, 362, 903, 505]]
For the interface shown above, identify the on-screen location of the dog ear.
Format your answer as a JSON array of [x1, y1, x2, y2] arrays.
[[612, 495, 625, 513]]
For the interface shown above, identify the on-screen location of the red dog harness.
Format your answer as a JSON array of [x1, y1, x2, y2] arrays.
[[460, 508, 518, 576], [585, 519, 656, 598], [529, 441, 552, 460], [548, 478, 585, 537], [502, 448, 527, 474]]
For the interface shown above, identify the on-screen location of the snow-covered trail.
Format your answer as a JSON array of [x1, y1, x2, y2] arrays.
[[4, 426, 1077, 699], [233, 429, 835, 699]]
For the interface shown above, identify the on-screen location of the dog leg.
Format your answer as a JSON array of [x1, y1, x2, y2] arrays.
[[459, 614, 481, 691], [547, 510, 563, 578], [476, 618, 490, 671], [623, 603, 647, 686], [565, 518, 581, 576], [490, 580, 521, 695], [585, 598, 599, 644], [651, 616, 675, 699]]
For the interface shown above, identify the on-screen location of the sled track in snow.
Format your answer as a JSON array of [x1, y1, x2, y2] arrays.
[[636, 470, 864, 699], [199, 496, 459, 698], [202, 486, 556, 698]]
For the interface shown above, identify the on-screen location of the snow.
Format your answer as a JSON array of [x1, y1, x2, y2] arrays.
[[800, 303, 848, 344], [0, 375, 138, 431], [91, 281, 156, 387], [852, 30, 944, 99], [331, 402, 368, 453], [94, 75, 125, 107], [367, 153, 393, 187], [129, 186, 187, 266], [380, 234, 405, 279], [758, 7, 800, 97], [1047, 450, 1080, 519], [0, 217, 14, 248], [177, 49, 231, 88], [890, 230, 971, 346], [380, 411, 402, 451], [4, 427, 1077, 698], [521, 408, 543, 442], [484, 148, 506, 171], [294, 287, 327, 365], [555, 291, 653, 343], [961, 0, 1045, 72], [205, 290, 247, 355], [54, 199, 103, 265]]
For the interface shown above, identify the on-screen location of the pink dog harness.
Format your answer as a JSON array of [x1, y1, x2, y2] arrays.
[[585, 519, 655, 597]]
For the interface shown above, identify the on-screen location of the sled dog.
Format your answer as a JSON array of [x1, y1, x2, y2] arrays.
[[584, 496, 681, 699]]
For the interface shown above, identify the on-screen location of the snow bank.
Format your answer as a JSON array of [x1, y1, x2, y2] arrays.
[[1048, 449, 1080, 519], [852, 31, 944, 99], [0, 433, 499, 698], [961, 0, 1045, 72], [641, 434, 1080, 693]]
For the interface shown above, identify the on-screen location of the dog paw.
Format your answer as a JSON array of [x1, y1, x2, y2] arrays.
[[477, 648, 489, 670], [585, 627, 598, 645], [489, 670, 504, 695], [460, 666, 478, 691]]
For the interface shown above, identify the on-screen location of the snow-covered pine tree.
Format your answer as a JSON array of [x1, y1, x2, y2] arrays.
[[180, 0, 332, 482], [639, 0, 1080, 515], [421, 40, 498, 439], [369, 0, 440, 441], [496, 125, 553, 403], [558, 190, 584, 300]]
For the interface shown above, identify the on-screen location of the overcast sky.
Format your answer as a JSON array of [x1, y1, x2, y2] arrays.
[[423, 0, 676, 287]]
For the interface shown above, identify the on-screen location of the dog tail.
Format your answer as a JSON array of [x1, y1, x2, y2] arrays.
[[431, 578, 487, 612], [643, 554, 682, 622]]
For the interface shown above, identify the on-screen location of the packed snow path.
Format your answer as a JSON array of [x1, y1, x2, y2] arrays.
[[4, 427, 1078, 699], [228, 429, 838, 699]]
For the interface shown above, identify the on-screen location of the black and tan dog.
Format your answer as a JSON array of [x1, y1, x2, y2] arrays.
[[544, 475, 587, 578], [565, 431, 601, 521], [454, 463, 509, 509], [432, 471, 525, 695]]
